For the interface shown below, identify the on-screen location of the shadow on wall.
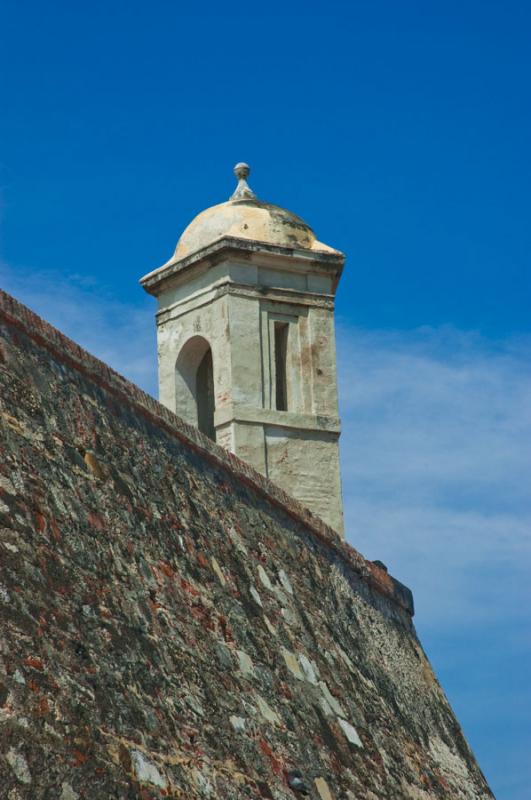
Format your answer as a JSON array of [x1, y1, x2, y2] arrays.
[[175, 335, 215, 440]]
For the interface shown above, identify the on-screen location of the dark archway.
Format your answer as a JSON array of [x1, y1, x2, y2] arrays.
[[175, 336, 216, 441], [196, 347, 215, 440]]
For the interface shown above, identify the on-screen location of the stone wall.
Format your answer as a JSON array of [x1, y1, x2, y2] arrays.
[[0, 290, 493, 799], [146, 238, 345, 535]]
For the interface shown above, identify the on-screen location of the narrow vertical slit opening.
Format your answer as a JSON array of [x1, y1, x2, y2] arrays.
[[274, 322, 289, 411]]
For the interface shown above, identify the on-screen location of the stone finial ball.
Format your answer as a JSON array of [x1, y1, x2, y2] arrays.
[[234, 162, 250, 180]]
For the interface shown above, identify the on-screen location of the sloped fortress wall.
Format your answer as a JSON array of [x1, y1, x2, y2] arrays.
[[0, 291, 492, 799]]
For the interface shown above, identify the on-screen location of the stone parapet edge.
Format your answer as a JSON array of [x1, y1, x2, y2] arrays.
[[140, 235, 345, 295], [0, 288, 414, 617]]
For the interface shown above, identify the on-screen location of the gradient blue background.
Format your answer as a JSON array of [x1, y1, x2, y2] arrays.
[[2, 2, 530, 797]]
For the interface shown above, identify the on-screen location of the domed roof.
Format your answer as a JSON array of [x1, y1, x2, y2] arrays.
[[172, 163, 338, 261]]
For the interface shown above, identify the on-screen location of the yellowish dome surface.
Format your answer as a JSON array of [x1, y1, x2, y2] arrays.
[[173, 198, 335, 260]]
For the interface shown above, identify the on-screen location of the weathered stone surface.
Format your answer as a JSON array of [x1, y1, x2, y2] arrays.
[[141, 165, 346, 535], [0, 290, 493, 798]]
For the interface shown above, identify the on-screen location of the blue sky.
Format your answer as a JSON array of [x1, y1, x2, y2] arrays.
[[1, 1, 530, 796]]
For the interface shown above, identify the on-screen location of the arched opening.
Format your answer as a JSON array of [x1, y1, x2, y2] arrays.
[[196, 348, 215, 440], [175, 336, 216, 441]]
